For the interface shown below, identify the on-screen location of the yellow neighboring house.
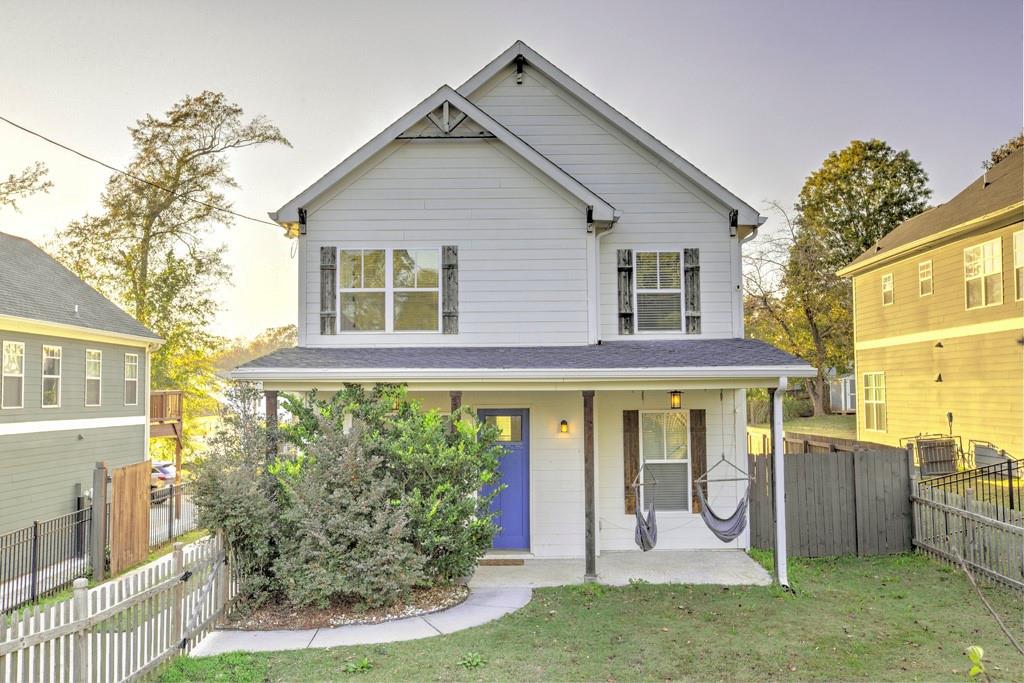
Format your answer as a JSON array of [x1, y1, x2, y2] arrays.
[[837, 148, 1024, 458]]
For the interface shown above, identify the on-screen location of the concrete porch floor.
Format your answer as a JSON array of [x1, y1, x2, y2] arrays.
[[470, 550, 771, 588]]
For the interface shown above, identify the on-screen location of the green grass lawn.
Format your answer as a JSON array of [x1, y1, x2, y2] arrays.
[[159, 553, 1023, 682]]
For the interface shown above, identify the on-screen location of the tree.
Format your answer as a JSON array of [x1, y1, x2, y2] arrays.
[[0, 162, 51, 210], [746, 140, 931, 415], [52, 91, 289, 443], [214, 324, 297, 373], [984, 131, 1024, 170]]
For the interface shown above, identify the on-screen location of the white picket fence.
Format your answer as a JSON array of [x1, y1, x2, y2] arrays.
[[0, 534, 235, 682]]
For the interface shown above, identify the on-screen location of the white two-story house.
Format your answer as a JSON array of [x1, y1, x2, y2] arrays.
[[234, 42, 813, 583]]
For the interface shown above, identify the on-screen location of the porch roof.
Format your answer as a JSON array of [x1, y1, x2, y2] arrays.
[[231, 339, 814, 382]]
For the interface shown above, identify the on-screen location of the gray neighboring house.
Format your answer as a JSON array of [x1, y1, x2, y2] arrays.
[[0, 231, 161, 532]]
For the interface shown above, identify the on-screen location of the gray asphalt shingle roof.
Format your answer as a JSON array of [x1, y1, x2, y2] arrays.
[[237, 338, 807, 372], [0, 232, 160, 340]]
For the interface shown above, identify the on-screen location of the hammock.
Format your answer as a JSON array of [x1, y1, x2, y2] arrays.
[[694, 483, 748, 543], [632, 465, 657, 551]]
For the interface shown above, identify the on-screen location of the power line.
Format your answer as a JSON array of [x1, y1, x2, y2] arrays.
[[0, 114, 281, 228]]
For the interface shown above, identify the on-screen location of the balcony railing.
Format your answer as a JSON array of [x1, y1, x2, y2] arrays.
[[150, 390, 183, 438]]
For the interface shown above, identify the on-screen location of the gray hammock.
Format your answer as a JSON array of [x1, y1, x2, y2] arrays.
[[633, 467, 657, 551], [694, 483, 748, 543]]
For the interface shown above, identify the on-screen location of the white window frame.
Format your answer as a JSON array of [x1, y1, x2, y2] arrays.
[[85, 349, 102, 407], [963, 238, 1003, 310], [633, 250, 685, 334], [863, 372, 886, 432], [638, 409, 691, 513], [918, 260, 933, 297], [1, 340, 25, 409], [337, 247, 442, 333], [881, 273, 894, 306], [1014, 230, 1023, 302], [41, 345, 62, 408], [124, 353, 139, 406]]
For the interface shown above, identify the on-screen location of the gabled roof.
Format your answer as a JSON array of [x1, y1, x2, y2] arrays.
[[458, 41, 763, 227], [0, 232, 161, 342], [271, 85, 617, 232], [838, 147, 1024, 276]]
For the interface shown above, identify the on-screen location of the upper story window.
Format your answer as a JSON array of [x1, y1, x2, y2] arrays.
[[639, 410, 689, 511], [918, 261, 933, 297], [339, 248, 440, 332], [1, 341, 24, 409], [124, 353, 139, 406], [964, 238, 1002, 309], [42, 345, 62, 408], [863, 372, 886, 432], [85, 349, 102, 407], [1014, 231, 1023, 301], [881, 273, 894, 306], [635, 251, 682, 332]]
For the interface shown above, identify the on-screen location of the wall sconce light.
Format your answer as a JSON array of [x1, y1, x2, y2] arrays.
[[559, 419, 569, 434], [669, 391, 682, 410]]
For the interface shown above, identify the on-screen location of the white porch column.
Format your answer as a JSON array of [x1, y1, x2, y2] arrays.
[[770, 377, 789, 587]]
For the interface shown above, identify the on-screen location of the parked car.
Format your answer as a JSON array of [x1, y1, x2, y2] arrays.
[[151, 461, 176, 503]]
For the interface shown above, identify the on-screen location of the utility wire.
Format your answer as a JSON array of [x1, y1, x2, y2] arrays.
[[0, 114, 280, 228]]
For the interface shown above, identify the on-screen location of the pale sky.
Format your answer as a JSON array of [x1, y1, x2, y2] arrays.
[[1, 0, 1021, 339]]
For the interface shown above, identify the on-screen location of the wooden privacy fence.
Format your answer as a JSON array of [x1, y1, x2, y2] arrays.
[[913, 485, 1024, 592], [748, 449, 913, 557], [0, 535, 235, 682], [110, 462, 150, 575]]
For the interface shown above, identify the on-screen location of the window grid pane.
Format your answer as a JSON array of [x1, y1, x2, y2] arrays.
[[640, 411, 689, 512], [42, 346, 61, 407], [964, 239, 1003, 308], [863, 373, 886, 431]]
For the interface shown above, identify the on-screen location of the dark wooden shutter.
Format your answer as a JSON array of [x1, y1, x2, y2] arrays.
[[320, 246, 337, 335], [684, 248, 701, 334], [690, 408, 707, 512], [623, 410, 640, 513], [617, 249, 634, 335], [442, 245, 459, 334]]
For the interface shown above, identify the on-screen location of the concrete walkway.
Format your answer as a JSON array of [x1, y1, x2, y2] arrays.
[[470, 550, 771, 588], [189, 587, 532, 657]]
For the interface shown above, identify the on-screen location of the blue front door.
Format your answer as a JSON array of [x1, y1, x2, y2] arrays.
[[480, 409, 530, 550]]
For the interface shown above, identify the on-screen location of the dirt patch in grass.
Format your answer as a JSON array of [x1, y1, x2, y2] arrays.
[[222, 585, 469, 630]]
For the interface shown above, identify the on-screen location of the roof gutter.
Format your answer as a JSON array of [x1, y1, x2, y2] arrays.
[[0, 314, 164, 348]]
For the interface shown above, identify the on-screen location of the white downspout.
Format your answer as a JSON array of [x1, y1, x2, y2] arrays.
[[772, 376, 788, 587]]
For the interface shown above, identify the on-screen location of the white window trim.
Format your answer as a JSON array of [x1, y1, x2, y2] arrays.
[[337, 247, 442, 334], [638, 409, 691, 513], [85, 349, 102, 407], [862, 372, 886, 432], [1014, 230, 1023, 302], [963, 238, 1003, 310], [633, 250, 685, 334], [124, 353, 139, 406], [41, 345, 62, 408], [1, 340, 25, 410], [918, 260, 933, 297], [881, 273, 894, 306]]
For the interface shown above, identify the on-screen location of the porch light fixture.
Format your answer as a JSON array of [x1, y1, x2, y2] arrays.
[[560, 419, 569, 434], [669, 391, 682, 410]]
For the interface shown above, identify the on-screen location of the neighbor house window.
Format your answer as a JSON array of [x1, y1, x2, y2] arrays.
[[1014, 231, 1023, 301], [42, 345, 61, 408], [1, 341, 24, 409], [639, 410, 689, 511], [85, 349, 102, 406], [918, 261, 933, 297], [635, 251, 682, 332], [863, 372, 886, 432], [881, 273, 894, 306], [964, 238, 1003, 309], [124, 353, 139, 405], [339, 248, 440, 332]]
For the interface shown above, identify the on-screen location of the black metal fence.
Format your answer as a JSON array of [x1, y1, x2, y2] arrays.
[[148, 482, 198, 547], [920, 459, 1021, 523]]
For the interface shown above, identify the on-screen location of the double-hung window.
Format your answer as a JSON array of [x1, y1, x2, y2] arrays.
[[124, 353, 139, 405], [634, 251, 682, 332], [85, 350, 102, 407], [1014, 231, 1023, 301], [918, 261, 933, 297], [338, 248, 440, 332], [639, 410, 689, 511], [1, 341, 24, 409], [863, 372, 886, 432], [42, 345, 62, 408], [881, 273, 894, 306], [964, 238, 1003, 309]]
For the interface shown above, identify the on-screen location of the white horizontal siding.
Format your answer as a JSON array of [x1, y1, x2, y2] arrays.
[[302, 139, 592, 347], [471, 68, 742, 340]]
